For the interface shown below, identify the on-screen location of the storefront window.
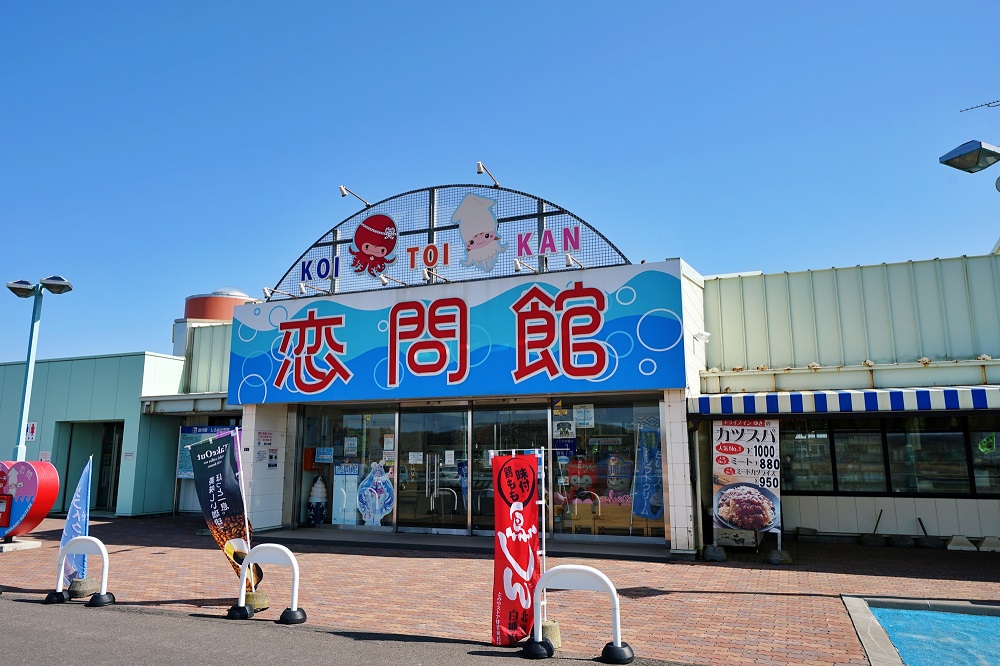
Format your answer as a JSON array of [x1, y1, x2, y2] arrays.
[[470, 406, 548, 533], [887, 416, 969, 494], [555, 398, 664, 538], [969, 414, 1000, 494], [778, 419, 832, 491], [300, 407, 396, 527], [832, 418, 886, 492]]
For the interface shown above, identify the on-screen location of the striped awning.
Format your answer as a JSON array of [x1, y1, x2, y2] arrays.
[[688, 386, 1000, 416]]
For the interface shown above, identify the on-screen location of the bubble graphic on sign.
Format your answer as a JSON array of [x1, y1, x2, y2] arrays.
[[585, 339, 619, 383], [237, 322, 258, 343], [636, 308, 683, 352], [615, 286, 636, 306], [639, 358, 657, 376], [605, 330, 634, 359], [242, 351, 274, 386], [469, 324, 493, 368], [373, 357, 405, 391], [270, 335, 285, 362], [238, 374, 268, 404], [268, 305, 289, 329]]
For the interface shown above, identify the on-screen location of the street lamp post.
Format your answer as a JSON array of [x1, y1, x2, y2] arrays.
[[6, 276, 73, 461]]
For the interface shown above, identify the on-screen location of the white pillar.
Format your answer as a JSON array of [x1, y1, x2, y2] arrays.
[[662, 390, 696, 554]]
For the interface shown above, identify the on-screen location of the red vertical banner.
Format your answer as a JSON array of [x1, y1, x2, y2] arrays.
[[491, 454, 541, 646]]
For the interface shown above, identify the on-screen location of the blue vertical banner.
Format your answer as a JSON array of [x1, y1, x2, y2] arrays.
[[60, 457, 92, 588], [632, 429, 664, 520]]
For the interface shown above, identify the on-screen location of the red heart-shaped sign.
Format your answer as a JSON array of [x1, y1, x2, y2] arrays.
[[0, 461, 60, 538]]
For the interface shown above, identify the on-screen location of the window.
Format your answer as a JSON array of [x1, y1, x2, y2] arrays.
[[556, 396, 664, 537], [300, 406, 397, 527], [779, 419, 832, 491], [886, 416, 969, 494], [833, 418, 886, 492], [970, 414, 1000, 494]]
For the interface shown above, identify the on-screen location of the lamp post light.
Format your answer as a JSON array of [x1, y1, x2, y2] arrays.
[[6, 276, 73, 461], [939, 140, 1000, 192]]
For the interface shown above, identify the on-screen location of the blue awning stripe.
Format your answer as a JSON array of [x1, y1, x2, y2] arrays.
[[689, 386, 1000, 415]]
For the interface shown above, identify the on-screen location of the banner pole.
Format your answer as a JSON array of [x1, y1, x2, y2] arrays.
[[538, 447, 547, 623], [232, 427, 255, 593]]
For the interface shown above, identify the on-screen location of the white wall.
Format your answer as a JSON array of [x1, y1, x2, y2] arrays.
[[781, 495, 1000, 539], [240, 402, 290, 530], [679, 259, 707, 397]]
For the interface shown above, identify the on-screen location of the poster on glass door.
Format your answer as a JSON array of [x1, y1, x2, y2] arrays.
[[712, 420, 781, 539]]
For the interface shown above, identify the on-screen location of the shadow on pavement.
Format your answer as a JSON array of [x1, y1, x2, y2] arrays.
[[0, 586, 54, 595], [332, 630, 486, 646]]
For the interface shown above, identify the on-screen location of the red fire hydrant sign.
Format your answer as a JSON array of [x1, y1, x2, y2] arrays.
[[491, 454, 541, 646]]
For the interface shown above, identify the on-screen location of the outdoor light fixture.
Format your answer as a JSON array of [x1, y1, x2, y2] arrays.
[[693, 330, 712, 343], [513, 258, 538, 274], [262, 287, 297, 300], [339, 185, 371, 207], [422, 268, 450, 283], [476, 162, 500, 188], [300, 282, 334, 296], [565, 253, 585, 269], [6, 275, 73, 461], [379, 274, 409, 287], [939, 140, 1000, 173]]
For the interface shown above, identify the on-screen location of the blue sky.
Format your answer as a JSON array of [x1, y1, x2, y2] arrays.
[[2, 2, 999, 362]]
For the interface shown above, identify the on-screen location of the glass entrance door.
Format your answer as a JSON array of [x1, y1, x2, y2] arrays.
[[397, 409, 468, 532], [471, 406, 549, 534], [97, 422, 123, 511]]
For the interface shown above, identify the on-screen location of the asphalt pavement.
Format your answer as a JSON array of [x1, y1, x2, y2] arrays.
[[0, 590, 681, 666], [4, 515, 1000, 665]]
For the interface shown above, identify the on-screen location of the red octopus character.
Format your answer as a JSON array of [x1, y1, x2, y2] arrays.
[[349, 214, 398, 277]]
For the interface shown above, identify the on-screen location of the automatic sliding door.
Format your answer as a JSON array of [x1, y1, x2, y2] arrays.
[[397, 409, 468, 532]]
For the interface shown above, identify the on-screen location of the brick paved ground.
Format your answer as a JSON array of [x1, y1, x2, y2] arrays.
[[3, 516, 1000, 665]]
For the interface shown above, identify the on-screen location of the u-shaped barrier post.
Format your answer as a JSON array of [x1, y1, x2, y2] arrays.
[[43, 535, 115, 607], [521, 564, 634, 664], [226, 543, 306, 624]]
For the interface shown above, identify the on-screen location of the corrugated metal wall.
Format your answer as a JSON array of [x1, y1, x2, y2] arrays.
[[185, 323, 231, 393], [704, 255, 1000, 371]]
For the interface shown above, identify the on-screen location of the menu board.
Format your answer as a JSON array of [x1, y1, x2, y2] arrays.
[[712, 420, 781, 544]]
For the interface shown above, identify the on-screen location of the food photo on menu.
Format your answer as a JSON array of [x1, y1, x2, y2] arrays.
[[714, 482, 778, 530]]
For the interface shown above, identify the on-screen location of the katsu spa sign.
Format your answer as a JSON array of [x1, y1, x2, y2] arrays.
[[712, 420, 781, 543]]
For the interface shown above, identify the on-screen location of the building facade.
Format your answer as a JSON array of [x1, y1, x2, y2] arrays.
[[689, 255, 1000, 541], [229, 184, 701, 555], [0, 290, 247, 517]]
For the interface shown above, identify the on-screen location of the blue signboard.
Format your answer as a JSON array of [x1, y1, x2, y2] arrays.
[[229, 261, 684, 405]]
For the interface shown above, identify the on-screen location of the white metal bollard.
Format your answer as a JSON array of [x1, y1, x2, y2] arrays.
[[227, 543, 306, 624], [44, 536, 114, 607], [522, 564, 634, 664]]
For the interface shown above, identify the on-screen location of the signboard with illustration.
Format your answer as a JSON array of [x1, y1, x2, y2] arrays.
[[712, 420, 781, 545], [230, 261, 684, 405], [177, 426, 233, 480], [269, 184, 631, 298]]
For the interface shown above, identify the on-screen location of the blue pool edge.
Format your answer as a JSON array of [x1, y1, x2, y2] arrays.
[[842, 596, 1000, 666]]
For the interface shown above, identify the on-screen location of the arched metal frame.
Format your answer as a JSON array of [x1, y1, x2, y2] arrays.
[[268, 184, 630, 299]]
